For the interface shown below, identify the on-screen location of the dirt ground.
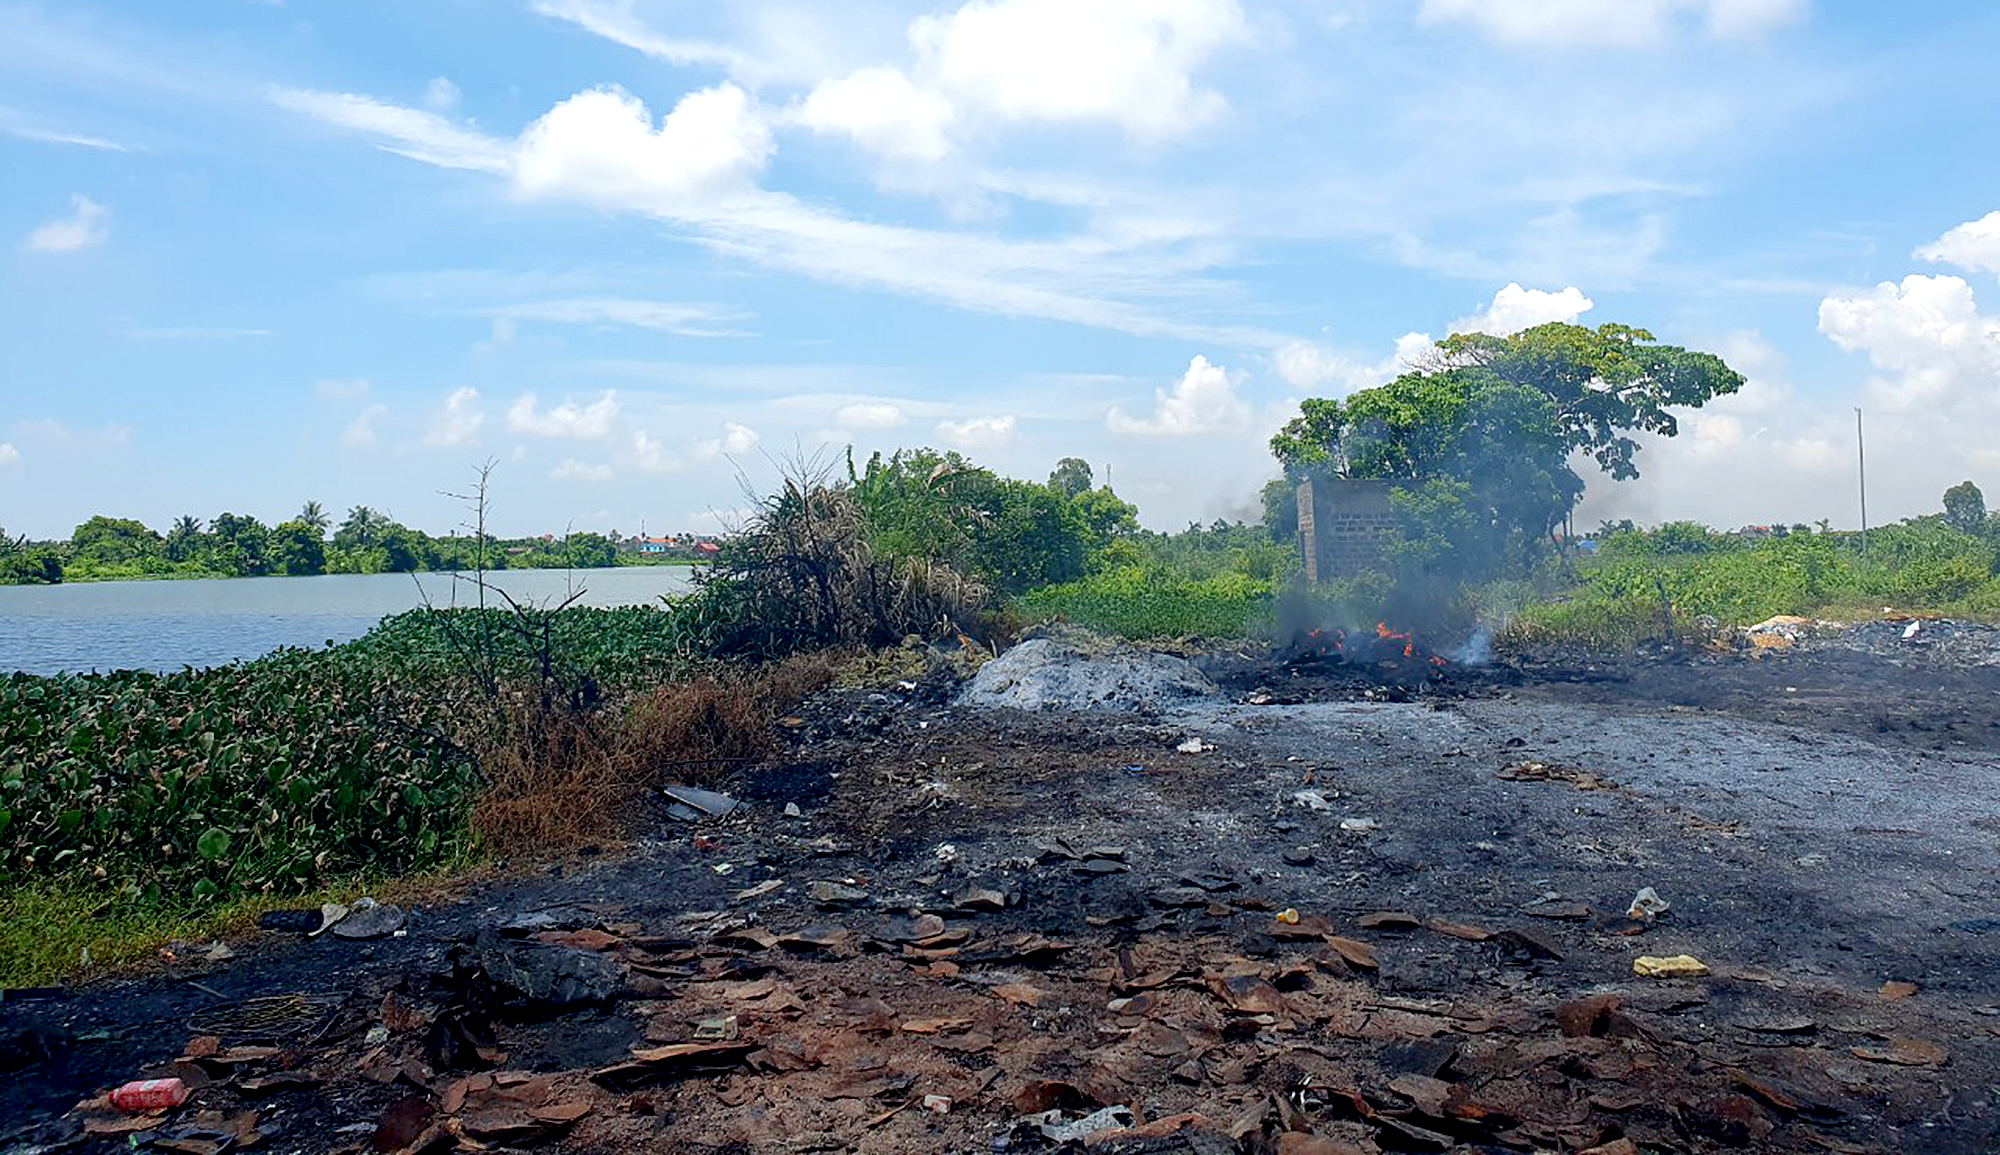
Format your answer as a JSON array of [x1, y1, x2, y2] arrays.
[[6, 630, 2000, 1154]]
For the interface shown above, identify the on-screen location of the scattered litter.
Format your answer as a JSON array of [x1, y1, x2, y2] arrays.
[[1627, 886, 1671, 921], [331, 897, 406, 940], [731, 879, 783, 902], [108, 1078, 188, 1112], [923, 1094, 952, 1114], [1176, 737, 1212, 754], [1903, 620, 1922, 640], [1291, 790, 1333, 811], [1033, 1105, 1137, 1142], [1338, 817, 1378, 833], [1633, 954, 1710, 979], [693, 1015, 739, 1041], [1497, 761, 1616, 791], [783, 802, 803, 817], [663, 784, 741, 818]]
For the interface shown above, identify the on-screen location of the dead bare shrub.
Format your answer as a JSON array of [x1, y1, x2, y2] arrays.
[[693, 469, 990, 657], [617, 655, 833, 788], [468, 702, 631, 853], [468, 655, 836, 854]]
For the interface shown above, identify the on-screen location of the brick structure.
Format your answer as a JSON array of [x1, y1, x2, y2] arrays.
[[1296, 476, 1398, 582]]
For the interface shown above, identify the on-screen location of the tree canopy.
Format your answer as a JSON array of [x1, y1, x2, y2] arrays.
[[1270, 321, 1744, 583]]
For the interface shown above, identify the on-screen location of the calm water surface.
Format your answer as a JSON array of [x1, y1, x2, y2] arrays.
[[0, 568, 696, 675]]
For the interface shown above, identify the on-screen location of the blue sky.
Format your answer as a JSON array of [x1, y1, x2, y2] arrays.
[[4, 0, 1999, 539]]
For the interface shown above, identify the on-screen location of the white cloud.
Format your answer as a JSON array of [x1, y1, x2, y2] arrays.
[[1450, 283, 1595, 336], [910, 0, 1248, 140], [835, 401, 908, 429], [0, 442, 18, 466], [1417, 0, 1807, 47], [489, 298, 747, 336], [315, 378, 371, 402], [423, 76, 461, 112], [513, 85, 774, 211], [935, 414, 1017, 449], [1819, 274, 2000, 414], [24, 194, 109, 253], [1915, 210, 2000, 278], [529, 0, 749, 73], [696, 421, 761, 459], [1107, 355, 1250, 435], [796, 67, 954, 163], [269, 88, 509, 171], [1271, 331, 1434, 393], [506, 391, 621, 439], [341, 402, 387, 448], [550, 458, 614, 482], [631, 429, 682, 473], [0, 107, 129, 151], [422, 386, 485, 447], [276, 83, 1274, 345]]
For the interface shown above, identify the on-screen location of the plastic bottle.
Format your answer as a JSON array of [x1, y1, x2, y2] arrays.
[[108, 1077, 189, 1111]]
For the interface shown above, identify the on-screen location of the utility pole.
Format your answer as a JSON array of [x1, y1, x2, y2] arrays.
[[1855, 407, 1868, 555]]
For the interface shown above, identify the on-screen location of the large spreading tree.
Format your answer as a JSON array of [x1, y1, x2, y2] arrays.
[[1270, 321, 1744, 583]]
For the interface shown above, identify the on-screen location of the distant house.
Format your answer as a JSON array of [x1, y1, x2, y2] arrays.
[[693, 540, 720, 556], [638, 537, 680, 554]]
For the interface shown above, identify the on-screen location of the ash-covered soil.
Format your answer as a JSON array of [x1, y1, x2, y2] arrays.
[[7, 629, 2000, 1154]]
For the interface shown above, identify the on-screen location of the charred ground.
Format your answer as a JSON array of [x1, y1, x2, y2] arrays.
[[5, 627, 1999, 1154]]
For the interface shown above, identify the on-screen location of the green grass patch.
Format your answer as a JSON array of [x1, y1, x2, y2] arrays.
[[1019, 568, 1275, 639]]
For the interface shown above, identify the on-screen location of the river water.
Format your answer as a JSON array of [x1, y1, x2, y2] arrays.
[[0, 568, 697, 675]]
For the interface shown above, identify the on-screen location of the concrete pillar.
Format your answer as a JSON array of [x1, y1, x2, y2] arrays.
[[1296, 476, 1318, 584]]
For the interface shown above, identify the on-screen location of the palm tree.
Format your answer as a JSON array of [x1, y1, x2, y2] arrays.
[[297, 501, 329, 534], [166, 515, 203, 562]]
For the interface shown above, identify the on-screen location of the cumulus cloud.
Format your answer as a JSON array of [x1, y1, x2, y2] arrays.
[[1272, 331, 1437, 393], [696, 421, 761, 459], [935, 414, 1017, 449], [1450, 283, 1595, 336], [796, 67, 955, 163], [341, 403, 388, 448], [1107, 355, 1251, 435], [835, 401, 908, 429], [23, 194, 109, 253], [506, 391, 621, 438], [550, 458, 614, 482], [1819, 274, 2000, 414], [631, 429, 681, 472], [0, 442, 18, 466], [422, 386, 485, 447], [1417, 0, 1807, 47], [513, 85, 773, 211], [1915, 210, 2000, 277], [911, 0, 1247, 140]]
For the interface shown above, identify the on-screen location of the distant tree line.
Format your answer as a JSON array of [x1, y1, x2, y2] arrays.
[[0, 502, 647, 585]]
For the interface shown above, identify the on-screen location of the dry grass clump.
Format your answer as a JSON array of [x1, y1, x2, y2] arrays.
[[697, 477, 990, 657], [467, 655, 834, 853]]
